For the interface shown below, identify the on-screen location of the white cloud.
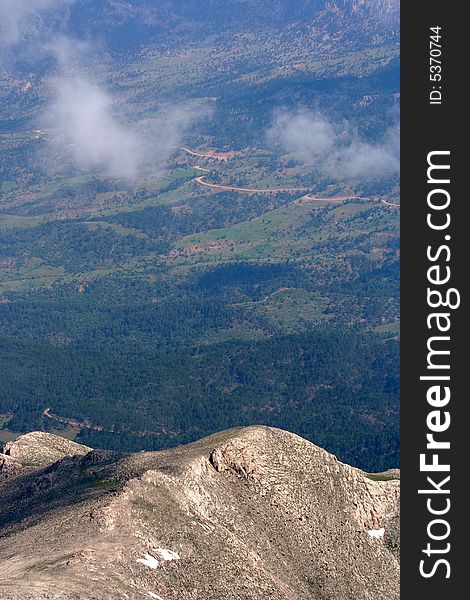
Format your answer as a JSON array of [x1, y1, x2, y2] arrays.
[[0, 0, 74, 46], [1, 4, 209, 181], [268, 110, 399, 180], [40, 74, 210, 180], [334, 127, 399, 179], [268, 110, 335, 157], [42, 76, 144, 180]]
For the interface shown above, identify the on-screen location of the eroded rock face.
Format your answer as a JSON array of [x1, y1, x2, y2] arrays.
[[209, 439, 260, 477], [0, 454, 24, 481], [0, 427, 399, 600]]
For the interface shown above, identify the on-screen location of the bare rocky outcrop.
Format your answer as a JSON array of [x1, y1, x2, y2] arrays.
[[1, 431, 92, 468], [0, 426, 399, 600]]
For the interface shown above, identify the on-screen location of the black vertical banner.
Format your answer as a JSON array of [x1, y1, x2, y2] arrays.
[[401, 3, 466, 598]]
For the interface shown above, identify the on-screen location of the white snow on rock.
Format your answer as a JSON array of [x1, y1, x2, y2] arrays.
[[148, 593, 165, 600], [153, 548, 180, 562], [368, 527, 385, 539], [137, 554, 160, 569], [137, 548, 180, 570]]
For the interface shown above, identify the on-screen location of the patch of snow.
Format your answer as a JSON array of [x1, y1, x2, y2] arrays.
[[148, 593, 165, 600], [137, 548, 180, 570], [368, 527, 385, 539], [137, 554, 160, 569], [153, 548, 180, 562]]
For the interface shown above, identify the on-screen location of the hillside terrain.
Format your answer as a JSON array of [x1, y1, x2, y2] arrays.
[[0, 427, 400, 600], [0, 0, 400, 471]]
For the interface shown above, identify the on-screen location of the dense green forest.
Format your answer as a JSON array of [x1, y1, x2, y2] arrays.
[[0, 329, 398, 471]]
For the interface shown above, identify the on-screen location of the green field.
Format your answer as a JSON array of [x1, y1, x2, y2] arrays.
[[1, 180, 17, 193]]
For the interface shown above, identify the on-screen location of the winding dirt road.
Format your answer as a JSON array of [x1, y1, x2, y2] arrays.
[[181, 147, 213, 159], [182, 147, 399, 207], [193, 175, 399, 207], [43, 408, 104, 431], [301, 193, 369, 203], [380, 198, 400, 208], [193, 175, 310, 194], [43, 408, 175, 437], [181, 147, 239, 161]]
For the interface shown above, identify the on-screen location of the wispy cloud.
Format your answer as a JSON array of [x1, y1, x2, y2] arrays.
[[41, 74, 209, 180], [0, 2, 208, 181], [0, 0, 74, 47], [42, 76, 145, 180], [267, 110, 399, 180]]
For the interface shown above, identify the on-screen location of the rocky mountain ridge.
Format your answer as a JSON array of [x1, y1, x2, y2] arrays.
[[0, 427, 399, 599]]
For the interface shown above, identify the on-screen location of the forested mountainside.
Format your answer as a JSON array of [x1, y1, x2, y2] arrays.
[[0, 0, 400, 472]]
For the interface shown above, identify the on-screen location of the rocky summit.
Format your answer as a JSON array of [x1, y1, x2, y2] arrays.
[[0, 427, 399, 599]]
